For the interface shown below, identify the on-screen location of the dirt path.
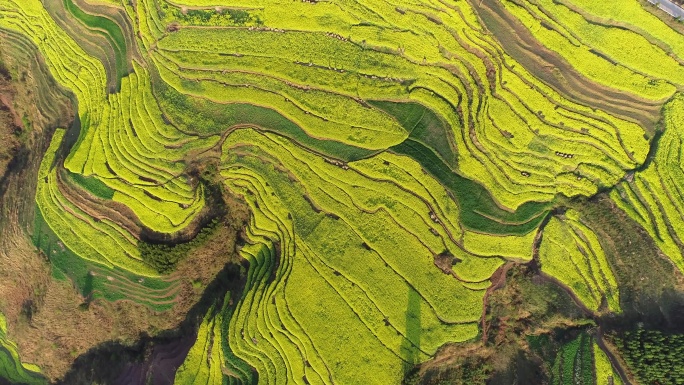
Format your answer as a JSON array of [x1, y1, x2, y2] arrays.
[[480, 261, 514, 343], [0, 93, 22, 128], [534, 271, 634, 384], [524, 209, 635, 385], [594, 328, 634, 385]]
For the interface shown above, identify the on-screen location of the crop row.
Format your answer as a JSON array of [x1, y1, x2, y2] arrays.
[[611, 94, 684, 271], [227, 210, 335, 384], [593, 341, 623, 385], [57, 0, 129, 90], [500, 0, 679, 100], [549, 332, 624, 385], [225, 128, 503, 292], [0, 0, 184, 309], [0, 0, 217, 235], [65, 63, 214, 233], [358, 0, 647, 202], [137, 0, 649, 213], [2, 1, 666, 383], [539, 209, 620, 313], [0, 29, 73, 126], [175, 304, 231, 385], [127, 0, 646, 234], [212, 126, 566, 383], [0, 0, 108, 133], [34, 129, 181, 310], [211, 125, 596, 381], [550, 333, 594, 385], [562, 0, 684, 62], [529, 0, 684, 86], [150, 49, 408, 151]]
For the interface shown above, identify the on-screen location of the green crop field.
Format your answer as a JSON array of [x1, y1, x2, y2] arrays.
[[0, 0, 683, 383], [0, 314, 46, 385], [549, 332, 592, 385], [548, 331, 627, 385]]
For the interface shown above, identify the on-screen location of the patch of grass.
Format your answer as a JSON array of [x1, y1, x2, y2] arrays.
[[66, 170, 114, 199], [370, 100, 457, 165], [391, 138, 550, 235]]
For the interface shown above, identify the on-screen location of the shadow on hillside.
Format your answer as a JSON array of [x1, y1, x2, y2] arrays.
[[55, 260, 252, 385], [402, 287, 422, 377], [79, 272, 94, 309]]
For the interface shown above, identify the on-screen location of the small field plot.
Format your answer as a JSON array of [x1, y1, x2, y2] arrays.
[[539, 210, 620, 313], [217, 127, 535, 384], [549, 332, 599, 385], [611, 94, 684, 272]]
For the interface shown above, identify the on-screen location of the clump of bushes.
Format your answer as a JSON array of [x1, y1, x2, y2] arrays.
[[139, 218, 220, 274], [67, 170, 115, 199], [171, 7, 262, 26]]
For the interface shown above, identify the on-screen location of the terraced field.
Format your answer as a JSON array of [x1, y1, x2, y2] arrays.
[[611, 94, 684, 271], [548, 332, 623, 385], [539, 209, 620, 313], [0, 314, 45, 385], [0, 0, 683, 383]]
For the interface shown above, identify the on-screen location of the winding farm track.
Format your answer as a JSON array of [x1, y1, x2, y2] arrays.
[[594, 328, 634, 385], [648, 0, 684, 18]]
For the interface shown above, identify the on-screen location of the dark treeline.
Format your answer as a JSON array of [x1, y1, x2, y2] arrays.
[[613, 328, 684, 385]]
